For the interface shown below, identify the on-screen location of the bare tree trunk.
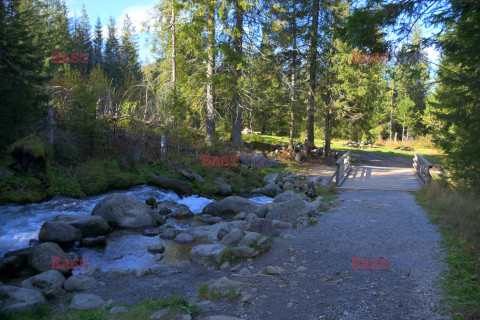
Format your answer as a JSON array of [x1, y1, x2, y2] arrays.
[[171, 4, 176, 85], [306, 0, 320, 149], [47, 99, 54, 152], [324, 108, 332, 157], [205, 4, 216, 146], [161, 133, 167, 159], [289, 10, 297, 151], [389, 82, 394, 141], [230, 1, 244, 148]]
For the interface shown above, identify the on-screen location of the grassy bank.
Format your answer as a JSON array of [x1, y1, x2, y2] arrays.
[[415, 181, 480, 319], [0, 155, 279, 204]]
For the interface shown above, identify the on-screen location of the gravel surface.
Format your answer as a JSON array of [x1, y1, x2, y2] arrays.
[[65, 189, 449, 320]]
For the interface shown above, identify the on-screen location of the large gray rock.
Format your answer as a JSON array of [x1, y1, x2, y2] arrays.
[[262, 173, 279, 184], [273, 190, 309, 203], [167, 204, 193, 219], [232, 246, 258, 258], [252, 182, 282, 196], [246, 218, 277, 235], [219, 228, 243, 246], [64, 274, 97, 292], [147, 174, 193, 196], [38, 221, 82, 245], [189, 244, 226, 267], [28, 242, 70, 275], [203, 196, 261, 217], [69, 293, 105, 310], [174, 233, 195, 244], [237, 232, 261, 247], [0, 286, 46, 313], [265, 199, 318, 223], [21, 270, 66, 295], [92, 193, 157, 228], [67, 216, 110, 238]]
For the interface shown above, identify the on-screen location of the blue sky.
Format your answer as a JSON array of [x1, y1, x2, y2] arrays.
[[67, 0, 157, 65]]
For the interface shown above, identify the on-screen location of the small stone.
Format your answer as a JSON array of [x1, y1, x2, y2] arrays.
[[238, 268, 252, 277], [150, 308, 169, 319], [283, 234, 295, 240], [220, 261, 230, 270], [240, 291, 253, 303], [265, 266, 285, 275], [296, 266, 307, 272], [110, 306, 129, 314]]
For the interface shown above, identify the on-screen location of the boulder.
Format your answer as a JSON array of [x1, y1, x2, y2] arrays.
[[38, 221, 82, 246], [207, 277, 245, 296], [237, 232, 261, 247], [64, 275, 97, 292], [232, 246, 258, 258], [92, 193, 157, 228], [174, 233, 195, 244], [203, 196, 261, 216], [0, 254, 27, 277], [310, 198, 327, 212], [218, 184, 232, 196], [239, 152, 273, 167], [159, 228, 178, 240], [150, 211, 167, 225], [262, 173, 279, 184], [246, 218, 277, 235], [28, 242, 70, 275], [219, 228, 243, 246], [253, 205, 270, 219], [69, 293, 105, 310], [20, 270, 66, 295], [147, 243, 165, 254], [251, 182, 282, 197], [147, 175, 193, 196], [80, 236, 107, 247], [167, 205, 193, 219], [191, 171, 205, 183], [272, 220, 293, 229], [265, 199, 317, 223], [273, 190, 308, 203], [67, 216, 110, 238], [0, 285, 46, 313], [256, 236, 273, 250], [189, 244, 226, 267], [282, 181, 294, 190]]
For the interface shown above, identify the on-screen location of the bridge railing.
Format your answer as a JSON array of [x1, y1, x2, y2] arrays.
[[413, 153, 433, 184], [329, 151, 351, 186]]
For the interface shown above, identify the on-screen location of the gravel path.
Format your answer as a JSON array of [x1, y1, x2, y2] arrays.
[[193, 190, 450, 319], [72, 189, 450, 320]]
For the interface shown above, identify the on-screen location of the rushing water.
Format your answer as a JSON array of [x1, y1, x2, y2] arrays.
[[0, 185, 273, 272]]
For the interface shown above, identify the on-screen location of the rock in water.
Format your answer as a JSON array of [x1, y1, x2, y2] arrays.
[[174, 233, 195, 244], [68, 216, 110, 238], [147, 174, 193, 196], [251, 182, 282, 196], [203, 196, 261, 216], [38, 221, 82, 246], [92, 193, 157, 228], [28, 242, 71, 275]]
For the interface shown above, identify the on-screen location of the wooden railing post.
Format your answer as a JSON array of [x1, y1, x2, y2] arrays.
[[329, 151, 351, 186], [413, 153, 433, 184]]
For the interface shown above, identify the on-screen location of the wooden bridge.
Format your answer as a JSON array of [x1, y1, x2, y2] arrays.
[[330, 151, 433, 191]]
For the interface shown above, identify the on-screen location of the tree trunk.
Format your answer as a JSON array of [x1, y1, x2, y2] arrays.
[[389, 82, 394, 141], [171, 4, 176, 85], [205, 4, 215, 146], [324, 108, 332, 157], [289, 11, 297, 151], [47, 99, 54, 153], [306, 0, 320, 149], [230, 1, 244, 148]]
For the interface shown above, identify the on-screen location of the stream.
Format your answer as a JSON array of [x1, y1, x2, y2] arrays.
[[0, 185, 272, 273]]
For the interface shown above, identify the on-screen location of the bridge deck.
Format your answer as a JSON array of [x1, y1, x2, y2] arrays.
[[339, 166, 421, 191]]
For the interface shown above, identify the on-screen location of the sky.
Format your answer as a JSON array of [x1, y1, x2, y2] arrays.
[[67, 0, 441, 71], [67, 0, 157, 65]]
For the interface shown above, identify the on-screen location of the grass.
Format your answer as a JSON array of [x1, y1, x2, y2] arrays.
[[198, 283, 240, 303], [415, 181, 480, 319], [0, 294, 199, 320]]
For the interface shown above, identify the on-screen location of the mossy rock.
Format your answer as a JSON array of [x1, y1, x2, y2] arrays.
[[8, 136, 51, 184], [0, 177, 46, 203], [147, 174, 193, 196]]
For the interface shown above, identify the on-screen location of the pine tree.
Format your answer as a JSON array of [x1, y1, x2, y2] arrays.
[[93, 17, 103, 66]]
